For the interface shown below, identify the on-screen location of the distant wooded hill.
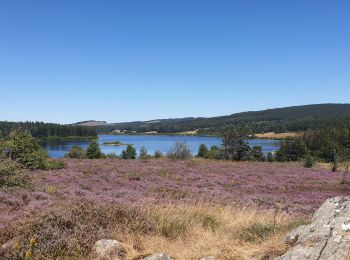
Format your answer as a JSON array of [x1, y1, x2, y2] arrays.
[[83, 104, 350, 135], [0, 121, 97, 140]]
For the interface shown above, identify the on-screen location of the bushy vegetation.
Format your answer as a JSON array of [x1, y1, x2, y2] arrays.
[[65, 141, 105, 159], [197, 144, 222, 160], [121, 144, 137, 159], [216, 127, 266, 161], [221, 127, 252, 160], [139, 146, 150, 159], [0, 159, 29, 187], [197, 144, 209, 158], [167, 142, 192, 160], [303, 153, 315, 168], [267, 152, 275, 162], [64, 145, 86, 159], [275, 139, 308, 162], [275, 126, 350, 169], [154, 150, 164, 158], [86, 140, 103, 159], [0, 130, 65, 171]]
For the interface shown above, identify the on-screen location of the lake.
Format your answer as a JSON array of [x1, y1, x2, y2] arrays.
[[42, 134, 281, 158]]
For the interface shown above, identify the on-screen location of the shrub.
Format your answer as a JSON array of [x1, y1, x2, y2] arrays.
[[0, 201, 155, 259], [0, 130, 64, 170], [303, 153, 315, 168], [10, 131, 50, 169], [167, 142, 192, 160], [45, 159, 66, 170], [154, 150, 163, 159], [86, 140, 102, 159], [275, 139, 308, 162], [267, 152, 275, 162], [207, 145, 221, 160], [105, 152, 119, 159], [121, 144, 136, 159], [248, 146, 265, 161], [65, 145, 86, 159], [197, 144, 209, 158], [0, 159, 29, 187], [221, 127, 251, 161], [22, 149, 51, 170], [139, 146, 150, 159]]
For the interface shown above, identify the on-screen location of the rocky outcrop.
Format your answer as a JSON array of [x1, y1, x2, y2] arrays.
[[92, 239, 126, 260], [276, 196, 350, 260]]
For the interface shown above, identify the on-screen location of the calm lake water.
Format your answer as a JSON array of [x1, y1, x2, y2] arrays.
[[42, 134, 280, 158]]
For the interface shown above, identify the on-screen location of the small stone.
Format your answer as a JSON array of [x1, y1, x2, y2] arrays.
[[1, 240, 14, 250], [199, 256, 215, 260], [143, 253, 172, 260], [92, 239, 126, 260]]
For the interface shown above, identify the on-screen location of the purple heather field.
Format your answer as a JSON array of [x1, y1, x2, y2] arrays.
[[1, 159, 349, 231]]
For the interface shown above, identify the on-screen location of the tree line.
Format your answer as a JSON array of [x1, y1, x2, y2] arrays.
[[96, 104, 350, 135], [0, 121, 97, 140], [275, 126, 350, 170]]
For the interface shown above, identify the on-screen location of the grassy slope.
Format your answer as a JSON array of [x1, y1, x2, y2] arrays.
[[1, 159, 349, 259]]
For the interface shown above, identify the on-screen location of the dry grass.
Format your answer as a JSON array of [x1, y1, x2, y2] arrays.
[[254, 132, 301, 139], [0, 201, 306, 260]]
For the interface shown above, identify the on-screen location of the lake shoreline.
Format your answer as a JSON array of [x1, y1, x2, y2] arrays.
[[42, 134, 281, 158]]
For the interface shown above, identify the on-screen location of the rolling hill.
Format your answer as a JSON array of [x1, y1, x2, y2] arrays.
[[75, 103, 350, 135]]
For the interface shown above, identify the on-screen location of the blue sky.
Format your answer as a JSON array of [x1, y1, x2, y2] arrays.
[[0, 1, 349, 123]]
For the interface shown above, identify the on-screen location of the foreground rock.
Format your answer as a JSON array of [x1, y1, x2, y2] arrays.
[[143, 253, 172, 260], [92, 239, 126, 260], [276, 196, 350, 260]]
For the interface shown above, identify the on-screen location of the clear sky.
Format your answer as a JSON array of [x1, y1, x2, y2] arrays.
[[0, 1, 349, 124]]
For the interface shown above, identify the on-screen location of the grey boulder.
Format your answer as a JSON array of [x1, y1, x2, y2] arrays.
[[276, 196, 350, 260]]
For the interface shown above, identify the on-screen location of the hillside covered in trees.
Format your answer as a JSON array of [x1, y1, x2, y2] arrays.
[[0, 121, 97, 141], [91, 104, 350, 135]]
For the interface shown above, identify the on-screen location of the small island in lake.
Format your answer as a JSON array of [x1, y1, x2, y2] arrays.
[[102, 141, 128, 146]]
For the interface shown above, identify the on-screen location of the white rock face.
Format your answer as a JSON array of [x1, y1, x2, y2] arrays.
[[92, 239, 126, 260], [276, 196, 350, 260], [143, 253, 172, 260]]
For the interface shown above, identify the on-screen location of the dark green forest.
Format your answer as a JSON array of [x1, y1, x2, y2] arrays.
[[0, 121, 97, 141], [94, 104, 350, 135]]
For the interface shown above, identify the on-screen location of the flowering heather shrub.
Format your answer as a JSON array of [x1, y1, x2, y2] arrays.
[[0, 159, 349, 258], [0, 201, 156, 259], [0, 201, 306, 260]]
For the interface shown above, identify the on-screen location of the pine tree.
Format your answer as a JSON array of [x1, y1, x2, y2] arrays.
[[86, 140, 102, 159]]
